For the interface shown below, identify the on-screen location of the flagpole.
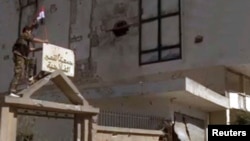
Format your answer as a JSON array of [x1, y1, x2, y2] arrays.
[[44, 24, 48, 40], [31, 8, 40, 57], [31, 6, 45, 79]]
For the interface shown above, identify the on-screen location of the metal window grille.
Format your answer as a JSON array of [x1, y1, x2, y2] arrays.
[[98, 110, 165, 130], [139, 0, 182, 65]]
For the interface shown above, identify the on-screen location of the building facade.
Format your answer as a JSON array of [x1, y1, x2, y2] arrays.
[[1, 0, 250, 140]]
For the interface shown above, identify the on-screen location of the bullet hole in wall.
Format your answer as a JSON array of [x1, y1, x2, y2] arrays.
[[112, 20, 129, 37], [194, 35, 203, 43], [3, 55, 9, 60], [50, 4, 57, 14], [2, 44, 5, 49], [16, 134, 33, 141]]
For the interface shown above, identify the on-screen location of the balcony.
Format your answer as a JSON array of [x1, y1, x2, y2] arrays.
[[83, 77, 229, 112], [229, 92, 250, 111]]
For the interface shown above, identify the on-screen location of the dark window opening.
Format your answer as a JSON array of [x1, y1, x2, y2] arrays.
[[139, 0, 182, 65]]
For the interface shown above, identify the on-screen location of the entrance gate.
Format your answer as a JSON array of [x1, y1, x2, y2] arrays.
[[0, 70, 99, 141]]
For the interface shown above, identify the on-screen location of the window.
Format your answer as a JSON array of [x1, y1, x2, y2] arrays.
[[139, 0, 182, 65]]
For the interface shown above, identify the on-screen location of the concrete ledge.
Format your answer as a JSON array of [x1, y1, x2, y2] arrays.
[[185, 78, 229, 110], [160, 77, 229, 111], [94, 125, 163, 136], [81, 77, 229, 111], [4, 96, 99, 114]]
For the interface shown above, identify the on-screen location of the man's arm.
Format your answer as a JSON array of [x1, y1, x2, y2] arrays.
[[29, 37, 48, 52], [30, 47, 43, 52], [32, 38, 49, 44], [24, 32, 48, 44]]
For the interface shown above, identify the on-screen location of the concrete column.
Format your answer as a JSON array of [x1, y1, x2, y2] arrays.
[[0, 106, 17, 141], [74, 115, 92, 141]]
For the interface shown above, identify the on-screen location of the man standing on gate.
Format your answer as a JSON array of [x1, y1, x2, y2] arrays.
[[9, 24, 49, 97]]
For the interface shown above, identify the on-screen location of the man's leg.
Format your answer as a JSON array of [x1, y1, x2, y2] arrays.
[[31, 71, 49, 85], [27, 58, 37, 85], [9, 55, 25, 97]]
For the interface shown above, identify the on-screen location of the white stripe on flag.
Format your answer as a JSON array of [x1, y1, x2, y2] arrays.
[[37, 11, 45, 21]]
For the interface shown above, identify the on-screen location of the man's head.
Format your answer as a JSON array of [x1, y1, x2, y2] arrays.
[[22, 25, 33, 33]]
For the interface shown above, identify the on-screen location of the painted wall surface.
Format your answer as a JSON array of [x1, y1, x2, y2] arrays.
[[78, 66, 226, 99], [88, 0, 250, 83], [0, 0, 19, 92], [1, 0, 248, 93], [0, 0, 91, 93]]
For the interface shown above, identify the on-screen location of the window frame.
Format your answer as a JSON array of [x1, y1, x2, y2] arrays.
[[139, 0, 182, 65]]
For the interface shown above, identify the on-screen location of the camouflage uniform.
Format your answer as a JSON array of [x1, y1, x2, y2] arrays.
[[9, 32, 33, 93]]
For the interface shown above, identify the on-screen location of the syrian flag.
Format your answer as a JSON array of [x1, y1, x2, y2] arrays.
[[36, 6, 45, 25]]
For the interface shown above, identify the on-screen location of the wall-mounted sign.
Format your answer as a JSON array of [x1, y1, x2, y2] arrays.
[[42, 43, 75, 77]]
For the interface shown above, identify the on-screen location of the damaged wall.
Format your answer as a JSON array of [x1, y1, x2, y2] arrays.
[[0, 0, 91, 92], [0, 0, 19, 92], [0, 0, 248, 95], [83, 0, 250, 84], [71, 0, 250, 96], [0, 1, 222, 140]]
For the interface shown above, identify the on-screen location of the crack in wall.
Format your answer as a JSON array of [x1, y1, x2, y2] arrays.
[[70, 0, 77, 24]]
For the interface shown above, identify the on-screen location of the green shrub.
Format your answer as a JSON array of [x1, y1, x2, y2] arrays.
[[235, 112, 250, 125]]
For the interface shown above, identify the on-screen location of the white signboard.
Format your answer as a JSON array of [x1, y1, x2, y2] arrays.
[[42, 43, 75, 77]]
